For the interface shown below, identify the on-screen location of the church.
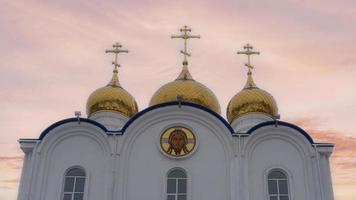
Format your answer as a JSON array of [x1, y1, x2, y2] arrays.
[[16, 26, 334, 200]]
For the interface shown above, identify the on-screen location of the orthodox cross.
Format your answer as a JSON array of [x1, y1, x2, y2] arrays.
[[105, 42, 129, 71], [171, 25, 200, 64], [237, 43, 260, 72]]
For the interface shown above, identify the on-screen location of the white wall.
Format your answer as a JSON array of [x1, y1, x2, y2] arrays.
[[22, 124, 113, 200], [118, 106, 233, 200], [17, 105, 334, 200]]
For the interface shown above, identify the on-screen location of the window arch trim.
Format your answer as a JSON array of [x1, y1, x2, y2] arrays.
[[166, 168, 188, 200], [265, 168, 292, 200], [62, 166, 87, 200]]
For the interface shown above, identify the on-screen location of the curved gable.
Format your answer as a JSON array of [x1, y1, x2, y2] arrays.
[[39, 118, 109, 140], [121, 101, 234, 134], [39, 102, 234, 140], [246, 120, 315, 144]]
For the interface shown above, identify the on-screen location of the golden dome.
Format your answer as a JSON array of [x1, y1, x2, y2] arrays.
[[149, 64, 221, 114], [86, 70, 138, 117], [227, 71, 278, 123]]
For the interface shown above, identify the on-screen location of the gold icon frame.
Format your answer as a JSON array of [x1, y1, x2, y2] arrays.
[[160, 126, 197, 158]]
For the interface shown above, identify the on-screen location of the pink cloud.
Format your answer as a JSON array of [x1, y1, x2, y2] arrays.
[[0, 156, 23, 170], [290, 117, 356, 199]]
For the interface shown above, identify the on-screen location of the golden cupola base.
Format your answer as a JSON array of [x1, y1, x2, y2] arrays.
[[226, 71, 278, 123], [86, 42, 138, 118], [149, 64, 221, 114]]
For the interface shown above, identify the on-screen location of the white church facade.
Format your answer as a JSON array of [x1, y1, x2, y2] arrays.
[[17, 26, 334, 200]]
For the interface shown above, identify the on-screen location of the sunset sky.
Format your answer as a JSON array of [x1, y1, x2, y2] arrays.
[[1, 0, 356, 199]]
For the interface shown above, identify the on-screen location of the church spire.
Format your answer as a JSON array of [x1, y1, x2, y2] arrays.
[[105, 42, 129, 87], [237, 43, 260, 89], [171, 25, 200, 80]]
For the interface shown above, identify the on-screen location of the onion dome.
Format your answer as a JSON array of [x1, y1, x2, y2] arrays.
[[227, 43, 278, 123], [86, 42, 138, 118], [86, 69, 138, 117], [150, 25, 220, 113], [227, 70, 278, 122], [149, 63, 221, 113]]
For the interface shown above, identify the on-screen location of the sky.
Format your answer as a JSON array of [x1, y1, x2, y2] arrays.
[[0, 0, 355, 199]]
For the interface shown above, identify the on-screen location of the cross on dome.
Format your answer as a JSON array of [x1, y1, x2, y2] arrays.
[[86, 42, 138, 118], [237, 43, 260, 73], [105, 42, 129, 87], [105, 42, 129, 72], [171, 25, 200, 65]]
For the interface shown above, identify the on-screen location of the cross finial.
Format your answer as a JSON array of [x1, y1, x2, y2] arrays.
[[105, 42, 129, 72], [237, 43, 260, 73], [171, 25, 200, 65]]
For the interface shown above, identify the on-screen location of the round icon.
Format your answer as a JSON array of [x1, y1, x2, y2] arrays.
[[160, 126, 196, 158]]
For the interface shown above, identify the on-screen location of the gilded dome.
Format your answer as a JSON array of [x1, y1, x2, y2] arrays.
[[227, 71, 278, 123], [149, 64, 221, 114], [86, 70, 138, 118]]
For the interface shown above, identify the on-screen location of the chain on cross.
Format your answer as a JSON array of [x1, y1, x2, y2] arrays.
[[237, 43, 260, 73], [105, 42, 129, 72], [171, 25, 200, 65]]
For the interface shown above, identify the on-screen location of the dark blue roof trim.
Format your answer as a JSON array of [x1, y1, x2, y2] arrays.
[[122, 101, 234, 134], [39, 118, 111, 140], [246, 120, 315, 144], [313, 143, 335, 147]]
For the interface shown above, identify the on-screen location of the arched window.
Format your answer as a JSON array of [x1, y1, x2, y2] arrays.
[[167, 168, 187, 200], [267, 169, 289, 200], [62, 167, 86, 200]]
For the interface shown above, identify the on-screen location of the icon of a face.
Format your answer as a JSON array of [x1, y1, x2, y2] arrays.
[[168, 129, 188, 155]]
